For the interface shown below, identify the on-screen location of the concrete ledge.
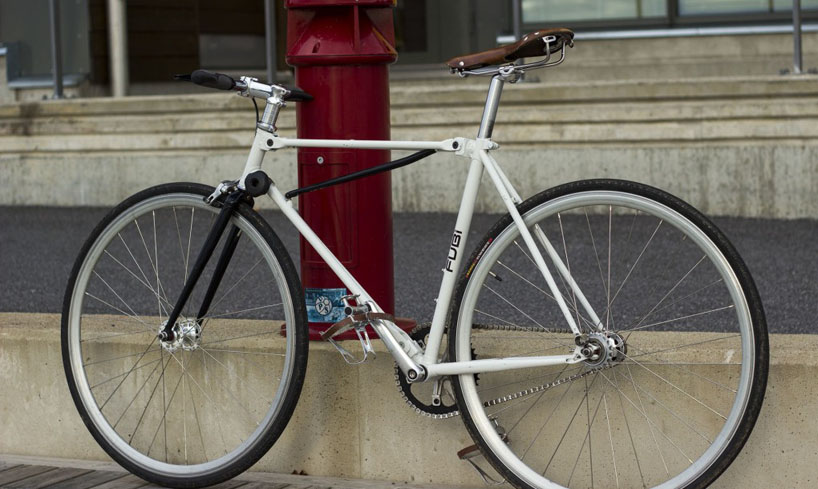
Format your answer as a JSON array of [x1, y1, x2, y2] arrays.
[[1, 312, 815, 487], [1, 143, 816, 218]]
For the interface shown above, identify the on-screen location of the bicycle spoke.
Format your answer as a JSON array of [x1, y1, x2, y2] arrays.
[[204, 348, 285, 357], [625, 362, 669, 477], [601, 218, 663, 321], [606, 206, 612, 331], [89, 272, 151, 328], [599, 370, 694, 464], [111, 357, 167, 430], [99, 337, 159, 410], [557, 213, 584, 334], [84, 347, 160, 367], [82, 327, 154, 343], [584, 210, 610, 313], [197, 347, 268, 426], [133, 218, 171, 314], [91, 358, 161, 391], [518, 368, 575, 461], [627, 333, 741, 360], [508, 241, 598, 331], [186, 366, 209, 463], [103, 250, 175, 313], [129, 347, 169, 444], [146, 356, 184, 461], [620, 351, 726, 420], [542, 372, 602, 476], [203, 330, 278, 346], [199, 302, 283, 321], [626, 344, 738, 393], [627, 255, 708, 332], [623, 305, 735, 334], [611, 368, 646, 488], [481, 283, 575, 349], [603, 387, 620, 488], [566, 375, 605, 488], [205, 257, 265, 314]]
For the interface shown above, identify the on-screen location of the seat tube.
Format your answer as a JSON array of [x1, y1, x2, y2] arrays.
[[477, 75, 505, 139], [421, 75, 507, 366]]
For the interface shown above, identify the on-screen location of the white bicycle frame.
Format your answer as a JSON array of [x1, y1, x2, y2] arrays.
[[236, 74, 604, 382]]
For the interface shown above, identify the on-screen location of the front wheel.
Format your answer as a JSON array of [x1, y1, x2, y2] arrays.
[[62, 183, 308, 488], [449, 179, 767, 489]]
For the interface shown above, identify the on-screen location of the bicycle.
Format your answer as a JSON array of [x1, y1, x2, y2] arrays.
[[62, 28, 768, 489]]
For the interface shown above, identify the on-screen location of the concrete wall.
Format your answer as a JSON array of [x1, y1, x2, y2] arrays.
[[0, 312, 815, 487], [1, 75, 817, 218]]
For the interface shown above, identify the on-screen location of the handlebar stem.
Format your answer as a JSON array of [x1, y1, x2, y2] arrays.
[[238, 76, 287, 133]]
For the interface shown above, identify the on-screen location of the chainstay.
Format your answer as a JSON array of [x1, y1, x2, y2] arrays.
[[473, 323, 610, 410], [400, 323, 609, 418]]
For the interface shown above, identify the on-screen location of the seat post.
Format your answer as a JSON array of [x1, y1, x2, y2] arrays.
[[477, 75, 505, 139]]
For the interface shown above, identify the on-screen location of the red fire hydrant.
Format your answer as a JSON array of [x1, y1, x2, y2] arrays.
[[286, 0, 412, 340]]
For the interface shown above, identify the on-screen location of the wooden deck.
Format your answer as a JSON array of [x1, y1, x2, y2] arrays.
[[0, 455, 470, 489]]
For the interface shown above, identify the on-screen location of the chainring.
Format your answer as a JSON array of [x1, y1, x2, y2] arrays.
[[394, 324, 468, 419]]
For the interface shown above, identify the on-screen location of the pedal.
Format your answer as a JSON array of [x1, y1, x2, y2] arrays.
[[327, 324, 376, 365], [457, 422, 508, 485], [322, 306, 396, 365]]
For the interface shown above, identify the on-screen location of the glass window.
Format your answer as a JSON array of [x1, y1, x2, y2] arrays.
[[522, 0, 666, 23], [772, 0, 818, 11], [680, 0, 818, 15]]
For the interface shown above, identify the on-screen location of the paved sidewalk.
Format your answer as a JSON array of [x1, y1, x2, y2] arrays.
[[0, 455, 474, 489], [1, 207, 816, 333]]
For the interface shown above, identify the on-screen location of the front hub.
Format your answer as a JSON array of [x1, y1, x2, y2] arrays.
[[158, 320, 202, 352]]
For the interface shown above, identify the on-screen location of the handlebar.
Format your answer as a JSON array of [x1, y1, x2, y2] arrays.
[[175, 69, 313, 102], [191, 70, 236, 90]]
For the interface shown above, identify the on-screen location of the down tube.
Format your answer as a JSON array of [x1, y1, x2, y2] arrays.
[[266, 184, 379, 311]]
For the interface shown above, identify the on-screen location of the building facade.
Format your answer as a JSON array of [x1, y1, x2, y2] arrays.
[[1, 0, 816, 95]]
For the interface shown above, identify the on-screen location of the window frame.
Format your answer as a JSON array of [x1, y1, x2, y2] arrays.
[[520, 0, 818, 32]]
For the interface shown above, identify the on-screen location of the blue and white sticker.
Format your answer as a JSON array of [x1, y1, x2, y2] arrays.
[[305, 287, 348, 323]]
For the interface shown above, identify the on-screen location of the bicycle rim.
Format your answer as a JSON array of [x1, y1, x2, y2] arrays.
[[452, 183, 764, 489], [63, 188, 303, 482]]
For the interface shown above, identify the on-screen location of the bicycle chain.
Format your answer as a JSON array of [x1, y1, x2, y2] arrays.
[[397, 324, 609, 419]]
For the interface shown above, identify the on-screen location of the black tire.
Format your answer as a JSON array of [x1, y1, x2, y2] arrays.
[[62, 183, 308, 488], [448, 179, 768, 489]]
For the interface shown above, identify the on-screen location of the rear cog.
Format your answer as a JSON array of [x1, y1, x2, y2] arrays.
[[395, 325, 462, 419]]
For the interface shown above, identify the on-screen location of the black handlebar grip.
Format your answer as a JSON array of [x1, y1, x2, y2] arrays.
[[283, 86, 314, 102], [190, 70, 236, 91]]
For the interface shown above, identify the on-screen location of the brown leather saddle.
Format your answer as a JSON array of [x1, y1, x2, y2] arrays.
[[446, 28, 574, 72]]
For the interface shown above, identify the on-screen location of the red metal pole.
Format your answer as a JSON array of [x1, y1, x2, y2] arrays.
[[286, 0, 413, 340]]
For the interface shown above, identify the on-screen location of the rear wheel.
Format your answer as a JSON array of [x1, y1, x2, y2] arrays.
[[449, 180, 767, 489], [62, 183, 308, 488]]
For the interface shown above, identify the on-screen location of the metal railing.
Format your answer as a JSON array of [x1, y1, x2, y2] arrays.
[[499, 0, 810, 76]]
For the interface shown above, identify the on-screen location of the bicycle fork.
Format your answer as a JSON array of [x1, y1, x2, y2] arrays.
[[158, 186, 246, 343]]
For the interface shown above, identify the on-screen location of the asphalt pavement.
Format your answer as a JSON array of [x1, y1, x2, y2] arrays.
[[1, 205, 815, 334]]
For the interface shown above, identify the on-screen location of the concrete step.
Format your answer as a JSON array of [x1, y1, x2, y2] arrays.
[[2, 77, 818, 147], [2, 119, 816, 154], [2, 96, 818, 139], [1, 76, 817, 217]]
